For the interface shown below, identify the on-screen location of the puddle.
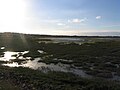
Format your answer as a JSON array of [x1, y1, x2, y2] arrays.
[[1, 50, 120, 80], [3, 62, 23, 67], [38, 37, 85, 45], [1, 47, 5, 50], [2, 57, 91, 78], [0, 51, 29, 61], [42, 37, 85, 42], [37, 50, 44, 54], [2, 54, 120, 80]]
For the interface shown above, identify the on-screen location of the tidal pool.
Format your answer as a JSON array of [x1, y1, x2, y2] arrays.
[[0, 50, 89, 78], [0, 51, 29, 61], [38, 37, 86, 45], [3, 57, 91, 78], [1, 50, 120, 80]]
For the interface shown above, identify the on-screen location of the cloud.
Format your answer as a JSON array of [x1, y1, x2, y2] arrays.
[[57, 23, 65, 26], [96, 16, 101, 19], [68, 18, 87, 23]]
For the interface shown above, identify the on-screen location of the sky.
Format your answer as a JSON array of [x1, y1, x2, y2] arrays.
[[0, 0, 120, 36]]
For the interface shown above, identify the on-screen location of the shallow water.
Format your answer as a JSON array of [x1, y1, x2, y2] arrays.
[[40, 37, 84, 42], [3, 57, 91, 78], [0, 51, 29, 61], [38, 37, 86, 45], [3, 56, 120, 81], [1, 50, 120, 80], [0, 48, 89, 77]]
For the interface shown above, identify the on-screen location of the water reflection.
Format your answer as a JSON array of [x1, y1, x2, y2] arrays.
[[2, 51, 120, 80], [0, 51, 29, 61], [1, 47, 5, 50], [38, 38, 85, 45], [37, 50, 44, 54], [1, 50, 120, 80], [4, 51, 17, 61], [3, 57, 91, 78], [3, 62, 23, 67]]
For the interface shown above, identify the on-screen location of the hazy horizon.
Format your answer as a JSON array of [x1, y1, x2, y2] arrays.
[[0, 31, 120, 36]]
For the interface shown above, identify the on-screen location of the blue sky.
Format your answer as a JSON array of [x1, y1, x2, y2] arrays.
[[28, 0, 120, 35], [0, 0, 120, 35]]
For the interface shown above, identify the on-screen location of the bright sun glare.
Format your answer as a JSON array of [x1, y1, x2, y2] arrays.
[[0, 0, 28, 33]]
